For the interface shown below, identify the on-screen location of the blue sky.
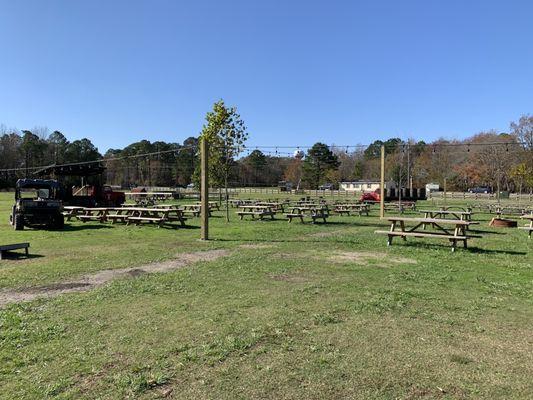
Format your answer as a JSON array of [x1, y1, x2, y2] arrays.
[[1, 0, 532, 152]]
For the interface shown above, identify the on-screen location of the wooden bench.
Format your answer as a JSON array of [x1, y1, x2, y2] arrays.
[[127, 216, 166, 227], [0, 243, 30, 259], [375, 217, 479, 252]]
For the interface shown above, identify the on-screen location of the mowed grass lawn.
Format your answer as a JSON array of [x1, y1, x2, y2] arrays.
[[0, 192, 532, 399]]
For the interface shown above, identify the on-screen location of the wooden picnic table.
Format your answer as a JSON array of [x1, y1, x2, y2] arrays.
[[255, 202, 285, 212], [197, 201, 220, 211], [180, 204, 206, 217], [375, 217, 480, 251], [63, 206, 85, 221], [334, 203, 369, 216], [118, 207, 187, 227], [77, 207, 112, 223], [286, 206, 329, 223], [519, 214, 533, 238], [419, 209, 473, 223], [236, 205, 276, 220], [492, 205, 532, 218]]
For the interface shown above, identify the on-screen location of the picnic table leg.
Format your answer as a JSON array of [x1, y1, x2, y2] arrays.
[[387, 221, 397, 246], [399, 221, 407, 241], [25, 246, 29, 257]]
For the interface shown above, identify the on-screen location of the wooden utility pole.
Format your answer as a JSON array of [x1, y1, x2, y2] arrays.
[[200, 139, 209, 240], [444, 178, 448, 209], [380, 145, 385, 218]]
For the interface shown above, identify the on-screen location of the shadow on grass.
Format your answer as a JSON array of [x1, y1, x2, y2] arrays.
[[396, 241, 527, 255], [468, 229, 507, 235], [0, 252, 44, 260], [63, 224, 114, 231], [211, 237, 360, 245]]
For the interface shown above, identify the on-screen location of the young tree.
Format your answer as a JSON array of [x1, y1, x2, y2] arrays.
[[302, 143, 340, 189], [283, 158, 303, 188], [198, 100, 248, 222]]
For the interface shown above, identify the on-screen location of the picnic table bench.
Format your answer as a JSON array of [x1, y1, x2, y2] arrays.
[[236, 205, 276, 220], [375, 217, 480, 251], [286, 206, 329, 223], [0, 243, 30, 260], [519, 214, 533, 238]]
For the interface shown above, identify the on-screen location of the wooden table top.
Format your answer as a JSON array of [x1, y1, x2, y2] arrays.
[[419, 209, 472, 215]]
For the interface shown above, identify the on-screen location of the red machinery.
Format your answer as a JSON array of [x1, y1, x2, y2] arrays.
[[35, 164, 125, 207]]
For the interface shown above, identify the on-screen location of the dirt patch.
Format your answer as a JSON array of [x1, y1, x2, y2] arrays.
[[238, 243, 274, 249], [27, 282, 92, 292], [0, 249, 229, 308], [269, 273, 308, 283], [330, 251, 417, 266]]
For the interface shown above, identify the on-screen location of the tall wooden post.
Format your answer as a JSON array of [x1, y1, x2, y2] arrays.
[[443, 177, 447, 208], [380, 145, 385, 218], [200, 139, 209, 240]]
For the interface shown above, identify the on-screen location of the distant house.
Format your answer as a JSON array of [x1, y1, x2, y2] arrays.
[[340, 180, 397, 192], [425, 183, 440, 193]]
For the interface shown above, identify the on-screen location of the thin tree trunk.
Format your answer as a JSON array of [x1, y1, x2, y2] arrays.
[[225, 172, 229, 222]]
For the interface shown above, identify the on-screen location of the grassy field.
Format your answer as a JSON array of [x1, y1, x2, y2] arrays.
[[0, 192, 532, 399]]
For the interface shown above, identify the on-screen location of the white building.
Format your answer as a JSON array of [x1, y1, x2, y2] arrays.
[[340, 180, 397, 192], [425, 183, 440, 192]]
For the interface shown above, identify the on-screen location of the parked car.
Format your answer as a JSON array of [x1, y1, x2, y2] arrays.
[[468, 187, 492, 194], [360, 191, 380, 202], [318, 183, 335, 190]]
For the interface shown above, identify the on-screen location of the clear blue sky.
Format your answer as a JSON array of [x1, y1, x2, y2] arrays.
[[1, 0, 532, 152]]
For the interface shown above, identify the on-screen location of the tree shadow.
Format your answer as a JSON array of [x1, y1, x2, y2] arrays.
[[63, 224, 114, 232], [468, 229, 506, 235], [394, 241, 527, 255], [211, 237, 360, 245]]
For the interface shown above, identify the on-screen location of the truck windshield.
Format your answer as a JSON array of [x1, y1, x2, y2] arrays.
[[19, 188, 51, 199]]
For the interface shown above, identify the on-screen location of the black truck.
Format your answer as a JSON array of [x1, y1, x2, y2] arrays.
[[10, 179, 64, 230]]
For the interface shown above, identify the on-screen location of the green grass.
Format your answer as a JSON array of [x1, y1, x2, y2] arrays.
[[0, 192, 532, 399]]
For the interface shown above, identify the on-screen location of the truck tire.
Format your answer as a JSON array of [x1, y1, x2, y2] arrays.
[[14, 213, 24, 230]]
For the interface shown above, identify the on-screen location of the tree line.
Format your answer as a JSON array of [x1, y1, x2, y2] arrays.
[[1, 110, 532, 193]]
